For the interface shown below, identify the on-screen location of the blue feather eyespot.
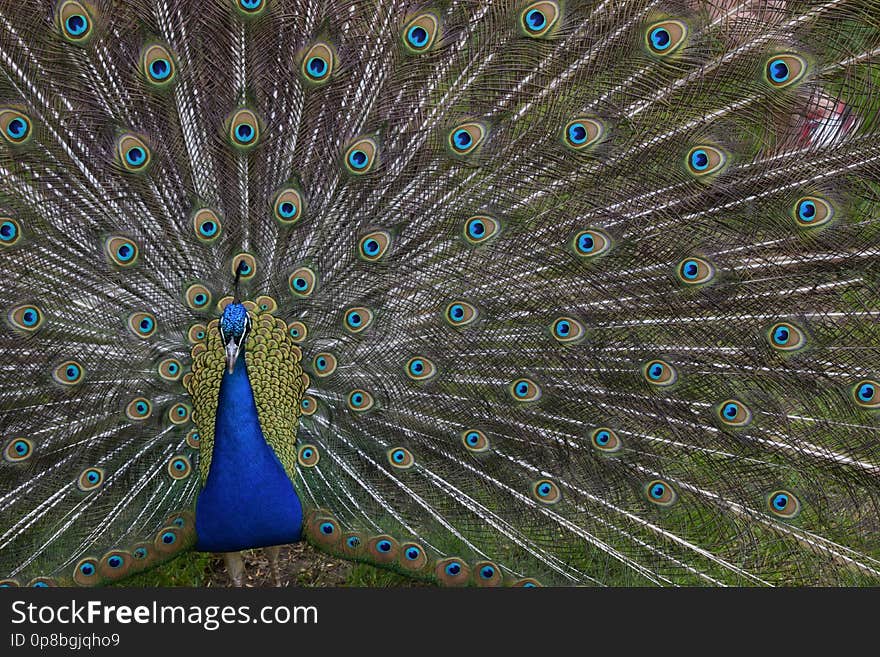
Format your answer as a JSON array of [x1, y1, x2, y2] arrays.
[[475, 561, 503, 587], [551, 316, 586, 344], [186, 428, 200, 449], [185, 283, 212, 310], [347, 389, 375, 412], [125, 397, 152, 421], [127, 311, 157, 339], [301, 43, 335, 83], [645, 20, 688, 56], [154, 527, 182, 553], [344, 306, 374, 333], [520, 1, 560, 38], [444, 300, 478, 327], [28, 578, 55, 587], [767, 322, 806, 351], [272, 187, 305, 226], [448, 122, 486, 156], [462, 429, 490, 453], [0, 109, 32, 144], [358, 230, 391, 261], [643, 359, 678, 386], [168, 403, 191, 425], [53, 360, 85, 386], [402, 13, 439, 53], [9, 304, 44, 333], [387, 447, 415, 469], [287, 320, 307, 343], [192, 208, 222, 242], [167, 455, 191, 480], [236, 0, 265, 14], [0, 217, 21, 246], [344, 137, 378, 174], [686, 145, 726, 177], [854, 380, 879, 409], [767, 490, 801, 519], [254, 295, 277, 314], [510, 378, 541, 402], [300, 395, 317, 416], [571, 228, 611, 258], [158, 357, 183, 382], [74, 558, 99, 585], [142, 44, 176, 86], [133, 546, 149, 560], [463, 215, 501, 245], [513, 578, 542, 587], [104, 236, 139, 267], [645, 479, 677, 506], [99, 551, 133, 578], [117, 135, 151, 172], [345, 535, 362, 551], [3, 438, 33, 463], [793, 196, 834, 228], [677, 257, 714, 285], [58, 1, 94, 42], [367, 535, 399, 562], [406, 356, 436, 381], [717, 399, 752, 427], [289, 267, 317, 298], [764, 54, 807, 88], [187, 323, 207, 344], [398, 542, 429, 570], [231, 253, 256, 281], [591, 428, 622, 454], [563, 117, 604, 151], [77, 467, 105, 492], [531, 479, 561, 504], [229, 108, 261, 148], [297, 443, 320, 467], [312, 353, 338, 378], [435, 557, 470, 585]]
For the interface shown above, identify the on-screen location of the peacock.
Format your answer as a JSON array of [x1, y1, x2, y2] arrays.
[[1, 0, 879, 589]]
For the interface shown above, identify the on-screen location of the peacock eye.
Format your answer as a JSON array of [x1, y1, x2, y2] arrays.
[[463, 215, 501, 245], [677, 257, 714, 285], [344, 307, 374, 333], [643, 359, 677, 386], [289, 267, 317, 297], [445, 301, 478, 327], [462, 429, 490, 453], [167, 456, 191, 479], [793, 196, 833, 228], [645, 479, 677, 506], [767, 322, 806, 351], [551, 316, 586, 343], [591, 428, 622, 453], [572, 229, 611, 258], [717, 399, 752, 426], [117, 135, 151, 172], [520, 1, 561, 38], [297, 444, 320, 467], [58, 1, 93, 42], [128, 312, 157, 338], [767, 490, 801, 518], [9, 304, 44, 332], [358, 230, 391, 261], [4, 438, 33, 462], [405, 356, 436, 381], [237, 0, 265, 13], [645, 20, 688, 56], [313, 352, 337, 377], [143, 44, 176, 86], [510, 378, 541, 402], [77, 467, 105, 491], [229, 108, 260, 147], [764, 54, 807, 88], [347, 389, 375, 412], [563, 118, 604, 151], [0, 110, 32, 144], [345, 137, 378, 174], [0, 217, 21, 246], [54, 360, 85, 386], [448, 122, 486, 156], [387, 447, 415, 469], [854, 380, 879, 408], [301, 43, 335, 83], [531, 478, 561, 504], [403, 13, 439, 53]]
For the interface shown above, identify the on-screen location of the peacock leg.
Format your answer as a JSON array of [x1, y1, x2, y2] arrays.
[[265, 545, 282, 587], [223, 551, 245, 587]]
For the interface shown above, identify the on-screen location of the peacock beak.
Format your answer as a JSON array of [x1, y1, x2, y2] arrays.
[[225, 340, 241, 374]]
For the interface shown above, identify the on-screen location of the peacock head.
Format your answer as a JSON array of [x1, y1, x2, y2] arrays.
[[219, 302, 251, 373]]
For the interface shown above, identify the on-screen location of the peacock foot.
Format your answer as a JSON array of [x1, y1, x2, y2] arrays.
[[222, 551, 245, 587]]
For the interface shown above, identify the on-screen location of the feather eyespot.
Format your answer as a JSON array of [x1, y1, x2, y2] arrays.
[[192, 208, 222, 242], [405, 356, 436, 381], [643, 359, 677, 386], [463, 215, 501, 245], [718, 399, 752, 426], [168, 403, 191, 425], [229, 109, 260, 148], [105, 236, 139, 267], [117, 135, 151, 172], [312, 353, 337, 377], [854, 380, 879, 409], [645, 20, 688, 56], [591, 428, 622, 453], [186, 429, 200, 449], [74, 558, 100, 586], [513, 578, 542, 587], [448, 122, 486, 156], [231, 253, 256, 281], [77, 467, 105, 492], [236, 0, 265, 15], [273, 187, 304, 225], [387, 447, 414, 469], [435, 557, 470, 586], [402, 13, 439, 53], [767, 490, 801, 518], [563, 118, 604, 151], [686, 146, 726, 177], [128, 312, 157, 339], [347, 389, 374, 412], [399, 543, 429, 570], [0, 217, 21, 246], [572, 229, 611, 258], [185, 284, 212, 310], [445, 301, 478, 327], [254, 295, 277, 314], [142, 44, 176, 86], [300, 395, 317, 415], [510, 378, 541, 402], [765, 54, 807, 88], [358, 230, 391, 261], [287, 321, 307, 342], [0, 110, 32, 144], [767, 322, 806, 351], [520, 1, 560, 38], [344, 307, 374, 333], [187, 323, 207, 344], [125, 397, 152, 421], [53, 360, 85, 386], [474, 561, 503, 587], [344, 137, 378, 174], [646, 479, 677, 506], [58, 1, 94, 41], [531, 479, 561, 504], [158, 358, 183, 382], [367, 535, 399, 562], [3, 438, 33, 463], [793, 196, 833, 228], [167, 456, 191, 480], [289, 267, 317, 297], [297, 444, 320, 467], [9, 304, 44, 332], [551, 316, 585, 344], [301, 43, 335, 83], [462, 429, 490, 453], [677, 257, 714, 285]]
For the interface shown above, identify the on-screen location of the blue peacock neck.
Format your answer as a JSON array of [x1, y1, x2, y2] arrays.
[[194, 343, 303, 552]]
